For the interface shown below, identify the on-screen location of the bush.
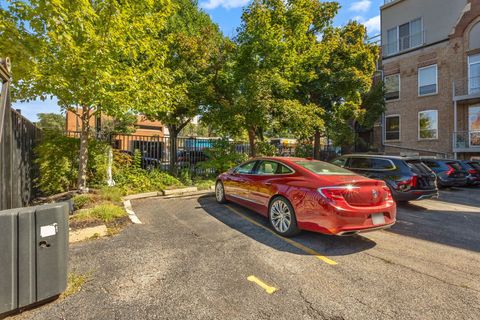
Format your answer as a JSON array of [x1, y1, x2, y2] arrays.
[[294, 142, 313, 158], [35, 133, 111, 195], [113, 167, 183, 194], [34, 133, 80, 195], [72, 194, 92, 210], [198, 139, 249, 174]]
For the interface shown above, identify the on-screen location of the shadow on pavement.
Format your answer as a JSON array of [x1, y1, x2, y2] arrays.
[[197, 196, 376, 258], [391, 202, 480, 252], [436, 186, 480, 207]]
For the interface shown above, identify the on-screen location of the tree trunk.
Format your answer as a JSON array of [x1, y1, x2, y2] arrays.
[[313, 130, 321, 160], [248, 127, 256, 158], [77, 105, 90, 192], [168, 125, 178, 175]]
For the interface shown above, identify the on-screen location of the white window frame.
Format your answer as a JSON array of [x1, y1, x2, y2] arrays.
[[384, 114, 401, 142], [418, 110, 438, 140], [384, 17, 423, 56], [468, 54, 480, 94], [418, 64, 438, 96], [384, 73, 401, 101]]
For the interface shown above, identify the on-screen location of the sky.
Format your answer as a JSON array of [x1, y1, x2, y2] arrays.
[[10, 0, 383, 122]]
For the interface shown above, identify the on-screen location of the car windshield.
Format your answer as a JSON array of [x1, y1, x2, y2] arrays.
[[295, 161, 355, 175]]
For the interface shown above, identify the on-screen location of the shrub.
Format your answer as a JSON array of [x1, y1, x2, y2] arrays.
[[113, 167, 183, 194], [34, 133, 80, 195], [198, 139, 249, 174], [179, 169, 193, 186], [34, 132, 111, 195], [72, 194, 92, 210], [294, 142, 313, 158]]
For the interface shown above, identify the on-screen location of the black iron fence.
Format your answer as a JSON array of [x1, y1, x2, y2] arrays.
[[0, 59, 41, 210], [64, 130, 339, 175]]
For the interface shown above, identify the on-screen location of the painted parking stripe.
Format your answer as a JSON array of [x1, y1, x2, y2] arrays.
[[226, 205, 338, 265], [247, 275, 278, 294]]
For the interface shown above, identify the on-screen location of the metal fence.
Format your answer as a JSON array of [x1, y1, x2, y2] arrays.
[[0, 58, 41, 210], [108, 133, 336, 173]]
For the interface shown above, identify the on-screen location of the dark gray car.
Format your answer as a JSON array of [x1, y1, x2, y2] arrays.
[[331, 154, 438, 202]]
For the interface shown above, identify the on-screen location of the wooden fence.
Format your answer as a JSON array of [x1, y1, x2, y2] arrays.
[[0, 58, 41, 210]]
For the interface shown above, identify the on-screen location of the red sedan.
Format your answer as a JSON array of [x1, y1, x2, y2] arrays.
[[215, 157, 396, 237]]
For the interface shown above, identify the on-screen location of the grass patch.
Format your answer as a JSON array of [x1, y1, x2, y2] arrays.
[[62, 272, 89, 298], [99, 186, 124, 203], [194, 178, 216, 190], [71, 204, 127, 224]]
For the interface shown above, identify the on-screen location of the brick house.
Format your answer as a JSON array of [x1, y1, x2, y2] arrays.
[[380, 0, 480, 160], [65, 108, 167, 138]]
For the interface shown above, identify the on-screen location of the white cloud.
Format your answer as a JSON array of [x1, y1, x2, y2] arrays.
[[349, 0, 372, 13], [362, 15, 381, 34], [200, 0, 250, 10]]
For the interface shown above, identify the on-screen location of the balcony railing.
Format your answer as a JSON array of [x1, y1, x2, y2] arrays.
[[453, 131, 480, 151], [453, 76, 480, 98], [382, 31, 425, 57]]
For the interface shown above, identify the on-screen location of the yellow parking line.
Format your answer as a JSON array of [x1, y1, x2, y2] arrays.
[[226, 205, 338, 265], [247, 275, 277, 294]]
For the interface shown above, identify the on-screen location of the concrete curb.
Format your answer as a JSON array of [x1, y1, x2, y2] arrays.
[[123, 199, 142, 224], [161, 187, 198, 196], [69, 225, 108, 243]]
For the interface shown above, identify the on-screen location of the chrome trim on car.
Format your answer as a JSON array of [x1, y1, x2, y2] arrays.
[[345, 157, 397, 171], [228, 194, 263, 205], [337, 221, 396, 236]]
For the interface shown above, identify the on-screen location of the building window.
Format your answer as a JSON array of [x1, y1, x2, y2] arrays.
[[385, 115, 400, 141], [386, 28, 398, 56], [468, 22, 480, 50], [418, 110, 438, 140], [418, 65, 437, 96], [385, 74, 400, 101], [468, 54, 480, 94], [385, 18, 423, 56]]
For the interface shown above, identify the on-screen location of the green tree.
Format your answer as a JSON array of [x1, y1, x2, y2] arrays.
[[36, 113, 65, 133], [299, 20, 380, 157], [137, 0, 225, 173], [1, 0, 174, 190], [204, 0, 337, 156]]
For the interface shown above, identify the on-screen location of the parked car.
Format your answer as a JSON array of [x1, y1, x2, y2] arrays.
[[215, 157, 396, 237], [177, 150, 209, 167], [458, 160, 480, 186], [330, 155, 438, 202], [421, 159, 468, 188]]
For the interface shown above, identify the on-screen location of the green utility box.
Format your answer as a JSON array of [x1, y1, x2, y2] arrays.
[[0, 203, 69, 314]]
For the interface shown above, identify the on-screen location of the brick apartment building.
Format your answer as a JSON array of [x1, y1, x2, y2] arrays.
[[380, 0, 480, 159], [65, 108, 167, 138]]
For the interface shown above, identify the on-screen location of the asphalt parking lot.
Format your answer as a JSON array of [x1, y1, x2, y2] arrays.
[[12, 187, 480, 320]]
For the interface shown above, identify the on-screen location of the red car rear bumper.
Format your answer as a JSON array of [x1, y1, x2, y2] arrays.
[[297, 201, 397, 236]]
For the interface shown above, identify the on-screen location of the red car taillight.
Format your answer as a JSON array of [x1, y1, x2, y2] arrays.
[[396, 175, 417, 191], [468, 169, 478, 174], [318, 185, 360, 203], [382, 186, 393, 201], [446, 164, 455, 176]]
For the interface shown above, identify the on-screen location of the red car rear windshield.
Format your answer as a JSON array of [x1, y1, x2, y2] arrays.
[[295, 161, 355, 175]]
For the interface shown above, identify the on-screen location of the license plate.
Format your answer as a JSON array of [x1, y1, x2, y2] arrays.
[[372, 213, 386, 225]]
